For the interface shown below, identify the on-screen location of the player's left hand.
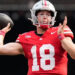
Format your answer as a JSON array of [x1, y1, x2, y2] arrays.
[[57, 16, 67, 35]]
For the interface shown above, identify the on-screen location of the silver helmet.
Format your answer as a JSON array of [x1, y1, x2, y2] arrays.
[[30, 0, 57, 26]]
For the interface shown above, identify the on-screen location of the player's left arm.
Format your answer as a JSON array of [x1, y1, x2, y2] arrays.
[[61, 37, 75, 59], [58, 16, 75, 59]]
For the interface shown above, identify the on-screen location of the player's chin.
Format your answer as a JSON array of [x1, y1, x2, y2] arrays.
[[42, 22, 48, 24]]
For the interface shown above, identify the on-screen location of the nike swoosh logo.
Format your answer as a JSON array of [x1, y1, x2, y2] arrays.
[[51, 32, 56, 34]]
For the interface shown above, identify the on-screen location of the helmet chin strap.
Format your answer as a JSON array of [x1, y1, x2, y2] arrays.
[[39, 24, 52, 29]]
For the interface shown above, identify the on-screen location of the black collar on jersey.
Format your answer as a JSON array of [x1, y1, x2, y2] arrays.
[[35, 31, 43, 36]]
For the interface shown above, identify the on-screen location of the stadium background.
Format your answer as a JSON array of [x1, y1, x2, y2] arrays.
[[0, 0, 75, 75]]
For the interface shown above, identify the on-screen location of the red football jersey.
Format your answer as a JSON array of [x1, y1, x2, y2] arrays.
[[16, 27, 69, 75]]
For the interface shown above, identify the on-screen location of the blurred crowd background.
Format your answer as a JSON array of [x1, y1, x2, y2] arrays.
[[0, 0, 75, 75]]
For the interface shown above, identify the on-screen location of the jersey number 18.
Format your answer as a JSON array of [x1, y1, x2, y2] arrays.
[[31, 44, 55, 71]]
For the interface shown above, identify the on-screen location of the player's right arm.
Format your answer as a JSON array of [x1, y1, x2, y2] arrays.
[[0, 23, 24, 55], [0, 42, 24, 55]]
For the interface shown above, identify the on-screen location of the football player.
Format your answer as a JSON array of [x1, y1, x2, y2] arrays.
[[0, 0, 74, 75]]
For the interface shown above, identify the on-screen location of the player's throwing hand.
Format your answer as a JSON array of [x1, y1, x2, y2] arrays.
[[1, 23, 11, 34]]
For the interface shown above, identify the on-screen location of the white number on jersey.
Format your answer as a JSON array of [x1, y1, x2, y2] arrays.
[[31, 44, 55, 71]]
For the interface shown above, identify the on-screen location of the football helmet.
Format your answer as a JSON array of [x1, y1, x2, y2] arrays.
[[30, 0, 57, 29]]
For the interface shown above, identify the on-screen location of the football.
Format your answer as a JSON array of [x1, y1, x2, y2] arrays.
[[0, 13, 14, 29]]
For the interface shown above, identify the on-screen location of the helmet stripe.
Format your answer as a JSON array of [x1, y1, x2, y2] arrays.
[[44, 0, 47, 6]]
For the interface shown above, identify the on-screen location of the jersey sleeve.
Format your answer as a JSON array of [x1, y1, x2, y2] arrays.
[[63, 26, 74, 39], [16, 33, 26, 43], [16, 34, 21, 42], [16, 34, 26, 51], [16, 34, 28, 58]]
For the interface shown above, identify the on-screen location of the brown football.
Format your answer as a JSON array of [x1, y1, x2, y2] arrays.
[[0, 13, 14, 29]]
